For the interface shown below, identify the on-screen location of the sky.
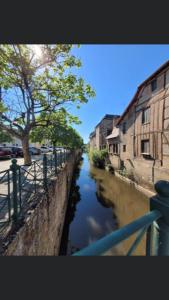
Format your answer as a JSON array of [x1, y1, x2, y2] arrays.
[[68, 45, 169, 143]]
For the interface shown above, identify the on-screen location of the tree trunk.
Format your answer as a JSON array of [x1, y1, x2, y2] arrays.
[[22, 135, 31, 165]]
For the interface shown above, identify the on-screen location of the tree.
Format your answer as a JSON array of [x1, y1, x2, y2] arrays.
[[0, 130, 13, 144], [0, 45, 95, 164], [30, 112, 84, 149]]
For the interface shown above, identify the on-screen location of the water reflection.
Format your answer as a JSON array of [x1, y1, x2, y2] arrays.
[[59, 158, 82, 255], [60, 154, 149, 256]]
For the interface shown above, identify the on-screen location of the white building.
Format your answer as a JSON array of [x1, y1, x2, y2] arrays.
[[0, 136, 41, 148]]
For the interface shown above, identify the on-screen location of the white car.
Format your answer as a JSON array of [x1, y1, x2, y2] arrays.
[[48, 146, 54, 152], [40, 146, 50, 153]]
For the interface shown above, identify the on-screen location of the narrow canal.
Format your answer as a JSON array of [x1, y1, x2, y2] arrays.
[[60, 153, 149, 256]]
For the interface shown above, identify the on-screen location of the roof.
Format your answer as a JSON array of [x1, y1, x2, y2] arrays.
[[106, 127, 119, 139], [89, 131, 96, 138], [116, 60, 169, 125], [95, 114, 120, 128]]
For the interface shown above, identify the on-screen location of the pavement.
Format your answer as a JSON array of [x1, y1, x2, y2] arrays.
[[0, 151, 65, 227], [0, 154, 43, 172]]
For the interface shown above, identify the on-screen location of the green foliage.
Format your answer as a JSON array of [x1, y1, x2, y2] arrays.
[[0, 102, 7, 113], [0, 44, 95, 164], [89, 149, 108, 168], [0, 130, 13, 143], [82, 144, 89, 153], [0, 44, 95, 137], [30, 111, 84, 149]]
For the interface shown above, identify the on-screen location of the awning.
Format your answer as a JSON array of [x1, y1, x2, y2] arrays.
[[106, 127, 119, 139]]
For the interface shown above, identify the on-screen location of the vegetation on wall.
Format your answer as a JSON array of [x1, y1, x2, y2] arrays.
[[89, 149, 108, 168]]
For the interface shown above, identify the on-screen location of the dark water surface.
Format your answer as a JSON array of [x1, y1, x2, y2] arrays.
[[60, 154, 149, 255]]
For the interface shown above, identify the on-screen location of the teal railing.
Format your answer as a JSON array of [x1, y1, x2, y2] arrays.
[[73, 181, 169, 256], [0, 148, 71, 226]]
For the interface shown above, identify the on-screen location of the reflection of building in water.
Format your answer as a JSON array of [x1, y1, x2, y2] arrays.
[[95, 181, 118, 230], [96, 181, 112, 208]]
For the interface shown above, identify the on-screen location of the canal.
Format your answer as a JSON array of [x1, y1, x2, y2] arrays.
[[60, 153, 149, 256]]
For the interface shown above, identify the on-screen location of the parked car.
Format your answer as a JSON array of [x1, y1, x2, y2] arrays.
[[56, 147, 64, 151], [8, 146, 23, 158], [29, 147, 41, 155], [0, 147, 12, 159], [40, 146, 50, 153], [48, 146, 54, 152]]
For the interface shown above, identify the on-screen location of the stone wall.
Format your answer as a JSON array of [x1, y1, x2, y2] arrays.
[[109, 154, 120, 169], [2, 150, 81, 256], [113, 156, 169, 190], [118, 106, 135, 162]]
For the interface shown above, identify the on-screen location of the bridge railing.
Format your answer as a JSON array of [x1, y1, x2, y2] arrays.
[[73, 180, 169, 256]]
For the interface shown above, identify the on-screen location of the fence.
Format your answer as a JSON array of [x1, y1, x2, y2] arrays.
[[73, 180, 169, 256], [0, 148, 71, 229]]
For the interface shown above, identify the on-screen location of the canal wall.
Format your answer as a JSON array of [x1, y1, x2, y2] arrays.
[[1, 150, 82, 256], [108, 153, 169, 192], [114, 170, 155, 198]]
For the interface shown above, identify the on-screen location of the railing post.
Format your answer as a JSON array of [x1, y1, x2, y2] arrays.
[[7, 170, 11, 221], [150, 180, 169, 255], [43, 154, 48, 191], [10, 159, 19, 223]]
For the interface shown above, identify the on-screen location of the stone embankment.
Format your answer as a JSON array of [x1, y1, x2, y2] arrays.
[[1, 150, 81, 256]]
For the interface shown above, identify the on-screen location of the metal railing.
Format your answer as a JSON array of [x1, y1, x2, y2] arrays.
[[73, 180, 169, 256], [0, 148, 71, 227], [0, 169, 11, 225]]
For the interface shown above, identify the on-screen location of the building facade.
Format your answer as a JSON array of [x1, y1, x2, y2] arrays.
[[0, 136, 42, 148], [107, 60, 169, 188], [89, 114, 120, 150], [89, 131, 96, 149]]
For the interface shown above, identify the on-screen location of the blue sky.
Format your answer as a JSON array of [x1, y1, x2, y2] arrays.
[[69, 45, 169, 143]]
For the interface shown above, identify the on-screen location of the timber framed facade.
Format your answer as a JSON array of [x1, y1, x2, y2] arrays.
[[107, 60, 169, 188]]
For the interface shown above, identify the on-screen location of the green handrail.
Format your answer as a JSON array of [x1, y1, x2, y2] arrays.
[[73, 210, 162, 256]]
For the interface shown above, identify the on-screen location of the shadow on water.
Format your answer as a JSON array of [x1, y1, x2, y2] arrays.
[[59, 158, 83, 255], [59, 153, 149, 256]]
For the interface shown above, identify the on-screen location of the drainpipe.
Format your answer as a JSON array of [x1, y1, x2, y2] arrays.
[[152, 70, 167, 182], [118, 127, 121, 169], [152, 133, 156, 184], [133, 105, 136, 158], [161, 71, 167, 166], [152, 158, 155, 184]]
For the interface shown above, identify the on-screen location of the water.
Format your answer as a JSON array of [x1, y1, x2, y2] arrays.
[[60, 153, 149, 255]]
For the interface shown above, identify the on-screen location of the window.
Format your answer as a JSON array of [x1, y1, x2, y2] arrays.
[[122, 122, 126, 134], [151, 79, 157, 92], [113, 144, 118, 154], [123, 145, 126, 152], [107, 129, 112, 136], [141, 139, 150, 154], [142, 107, 150, 124]]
